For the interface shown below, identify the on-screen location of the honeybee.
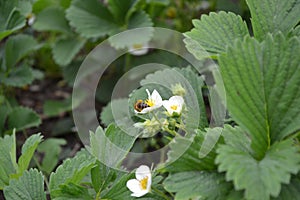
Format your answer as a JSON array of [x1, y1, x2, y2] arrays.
[[134, 99, 150, 112]]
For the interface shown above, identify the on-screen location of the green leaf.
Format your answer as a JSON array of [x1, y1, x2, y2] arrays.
[[52, 37, 85, 66], [100, 98, 129, 127], [5, 34, 38, 69], [49, 150, 96, 198], [66, 0, 118, 38], [4, 169, 46, 200], [15, 133, 43, 177], [51, 183, 93, 200], [43, 98, 72, 117], [0, 65, 35, 87], [91, 160, 117, 194], [246, 0, 300, 40], [0, 0, 26, 41], [33, 6, 71, 33], [0, 103, 9, 134], [101, 173, 134, 200], [0, 132, 17, 189], [108, 11, 153, 49], [216, 126, 300, 200], [164, 171, 233, 200], [184, 11, 249, 59], [37, 138, 66, 175], [165, 128, 222, 172], [7, 107, 41, 131], [273, 174, 300, 200], [90, 124, 136, 168], [219, 34, 300, 158], [292, 25, 300, 37], [107, 0, 136, 24]]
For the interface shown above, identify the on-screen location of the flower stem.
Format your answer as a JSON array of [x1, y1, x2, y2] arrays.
[[152, 187, 171, 200], [151, 112, 163, 127]]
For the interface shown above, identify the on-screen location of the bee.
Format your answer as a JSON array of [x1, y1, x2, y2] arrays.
[[134, 99, 150, 112]]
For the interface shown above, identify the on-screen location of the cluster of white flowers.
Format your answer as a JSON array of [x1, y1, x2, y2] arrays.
[[133, 88, 185, 137], [134, 89, 184, 116]]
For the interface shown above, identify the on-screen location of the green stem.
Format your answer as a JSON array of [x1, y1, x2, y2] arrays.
[[124, 53, 131, 72], [152, 187, 171, 200], [151, 112, 163, 127]]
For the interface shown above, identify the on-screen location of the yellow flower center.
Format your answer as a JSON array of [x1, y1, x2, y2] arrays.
[[145, 99, 155, 107], [133, 44, 143, 49], [139, 176, 148, 190], [170, 105, 178, 110]]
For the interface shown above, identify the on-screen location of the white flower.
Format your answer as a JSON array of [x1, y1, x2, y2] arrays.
[[163, 96, 184, 115], [27, 13, 35, 26], [129, 43, 149, 56], [126, 165, 152, 197], [135, 89, 163, 114]]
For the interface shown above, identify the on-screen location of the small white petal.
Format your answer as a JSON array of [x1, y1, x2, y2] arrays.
[[146, 89, 151, 99], [151, 90, 162, 103], [131, 190, 148, 197], [126, 179, 141, 194], [136, 165, 151, 181], [169, 96, 184, 105]]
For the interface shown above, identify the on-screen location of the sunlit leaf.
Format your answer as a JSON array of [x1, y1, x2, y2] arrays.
[[0, 132, 17, 189], [246, 0, 300, 40], [219, 33, 300, 158], [216, 126, 300, 200], [184, 11, 249, 59], [49, 150, 96, 198], [4, 169, 46, 200], [15, 133, 43, 177]]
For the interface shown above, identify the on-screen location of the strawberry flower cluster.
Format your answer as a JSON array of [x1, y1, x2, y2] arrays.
[[133, 86, 186, 137]]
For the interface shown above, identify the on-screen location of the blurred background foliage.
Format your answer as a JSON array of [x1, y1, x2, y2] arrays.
[[0, 0, 249, 189]]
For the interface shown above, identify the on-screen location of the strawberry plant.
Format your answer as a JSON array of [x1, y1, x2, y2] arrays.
[[0, 0, 299, 200]]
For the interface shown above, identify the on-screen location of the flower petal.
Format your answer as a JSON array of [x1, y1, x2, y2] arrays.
[[151, 89, 162, 103], [126, 179, 141, 194], [135, 165, 151, 181], [131, 190, 148, 197], [169, 96, 184, 105], [146, 89, 151, 99]]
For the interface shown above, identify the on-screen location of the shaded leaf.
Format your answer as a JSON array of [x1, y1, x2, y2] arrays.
[[0, 65, 35, 87], [164, 171, 233, 200], [5, 34, 38, 69], [37, 138, 67, 174], [100, 98, 129, 127], [52, 37, 85, 66], [33, 6, 71, 33], [66, 0, 118, 38], [7, 107, 41, 131], [165, 128, 222, 172]]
